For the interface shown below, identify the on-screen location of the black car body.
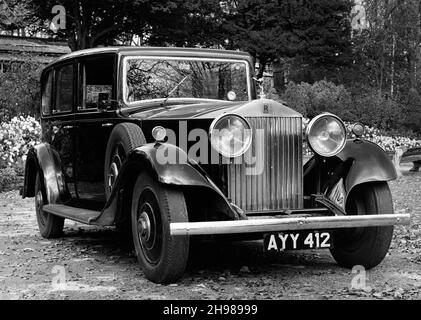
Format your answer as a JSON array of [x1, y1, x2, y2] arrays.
[[23, 47, 410, 283]]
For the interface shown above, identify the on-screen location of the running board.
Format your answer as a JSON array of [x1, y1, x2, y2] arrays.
[[170, 213, 411, 236], [42, 204, 101, 225]]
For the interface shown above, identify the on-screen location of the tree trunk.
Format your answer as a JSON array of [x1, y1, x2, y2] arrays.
[[417, 0, 421, 86], [391, 33, 395, 97], [408, 51, 417, 90], [68, 1, 92, 51]]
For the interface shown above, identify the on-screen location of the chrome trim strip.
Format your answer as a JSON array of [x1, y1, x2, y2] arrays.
[[170, 213, 411, 236]]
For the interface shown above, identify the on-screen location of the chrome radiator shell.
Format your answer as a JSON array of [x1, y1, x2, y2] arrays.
[[225, 116, 303, 212]]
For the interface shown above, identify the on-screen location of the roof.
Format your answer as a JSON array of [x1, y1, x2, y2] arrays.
[[46, 46, 253, 67]]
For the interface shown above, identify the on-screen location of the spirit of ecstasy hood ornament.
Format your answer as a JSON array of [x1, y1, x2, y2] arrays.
[[254, 77, 266, 99]]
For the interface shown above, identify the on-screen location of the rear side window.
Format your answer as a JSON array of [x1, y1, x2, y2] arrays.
[[41, 71, 53, 115], [54, 64, 74, 113], [79, 56, 114, 110]]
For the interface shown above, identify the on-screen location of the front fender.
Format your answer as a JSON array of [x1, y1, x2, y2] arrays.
[[125, 143, 232, 203], [304, 139, 397, 205], [128, 143, 215, 187], [23, 143, 69, 204], [94, 143, 241, 225], [337, 139, 397, 195]]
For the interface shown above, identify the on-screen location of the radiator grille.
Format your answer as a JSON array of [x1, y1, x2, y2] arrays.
[[225, 117, 303, 212]]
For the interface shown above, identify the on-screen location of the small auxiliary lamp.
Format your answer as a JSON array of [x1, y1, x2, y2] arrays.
[[152, 126, 167, 143], [351, 122, 365, 138]]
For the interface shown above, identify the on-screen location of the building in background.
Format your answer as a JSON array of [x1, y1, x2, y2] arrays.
[[0, 34, 70, 73]]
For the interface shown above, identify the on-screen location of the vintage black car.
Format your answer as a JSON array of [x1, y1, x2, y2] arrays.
[[23, 47, 410, 283]]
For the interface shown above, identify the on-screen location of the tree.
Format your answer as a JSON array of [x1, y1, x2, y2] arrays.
[[223, 0, 354, 82], [344, 0, 421, 133], [0, 0, 37, 33], [351, 0, 421, 93], [146, 0, 226, 47], [29, 0, 143, 50], [27, 0, 226, 51]]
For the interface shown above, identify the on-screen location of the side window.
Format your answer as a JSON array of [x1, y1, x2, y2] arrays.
[[79, 56, 114, 110], [41, 71, 53, 115], [54, 64, 74, 113]]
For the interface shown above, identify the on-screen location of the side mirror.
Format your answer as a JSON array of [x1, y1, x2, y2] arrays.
[[97, 92, 111, 111]]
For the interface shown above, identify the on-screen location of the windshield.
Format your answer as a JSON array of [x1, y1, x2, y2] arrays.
[[123, 57, 250, 104]]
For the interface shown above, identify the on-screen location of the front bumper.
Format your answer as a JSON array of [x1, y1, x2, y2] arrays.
[[170, 213, 410, 236]]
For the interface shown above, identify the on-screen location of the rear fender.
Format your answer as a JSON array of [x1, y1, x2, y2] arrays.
[[23, 143, 69, 204]]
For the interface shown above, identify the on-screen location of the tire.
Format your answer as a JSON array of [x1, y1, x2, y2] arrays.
[[131, 172, 189, 283], [35, 172, 64, 238], [104, 123, 146, 200], [330, 182, 394, 269]]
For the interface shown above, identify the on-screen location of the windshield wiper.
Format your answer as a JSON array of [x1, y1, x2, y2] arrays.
[[161, 74, 190, 108]]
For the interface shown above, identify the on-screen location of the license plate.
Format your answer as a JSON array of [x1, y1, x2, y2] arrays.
[[263, 231, 332, 252]]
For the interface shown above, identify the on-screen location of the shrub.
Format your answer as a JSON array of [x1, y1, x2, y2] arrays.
[[281, 82, 312, 116], [0, 167, 19, 192], [0, 115, 41, 171], [281, 80, 412, 134], [354, 123, 421, 152], [350, 92, 403, 131], [309, 81, 353, 119], [0, 58, 43, 121], [282, 80, 352, 119]]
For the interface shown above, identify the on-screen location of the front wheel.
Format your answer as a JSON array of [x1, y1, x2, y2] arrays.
[[330, 182, 394, 269], [131, 172, 189, 283]]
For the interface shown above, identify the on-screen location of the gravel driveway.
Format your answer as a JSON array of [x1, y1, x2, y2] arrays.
[[0, 164, 420, 300]]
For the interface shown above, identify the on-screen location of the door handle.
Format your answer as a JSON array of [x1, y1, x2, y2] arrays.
[[63, 125, 77, 129]]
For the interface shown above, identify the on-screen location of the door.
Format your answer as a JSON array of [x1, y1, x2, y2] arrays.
[[43, 62, 78, 201], [73, 54, 116, 209]]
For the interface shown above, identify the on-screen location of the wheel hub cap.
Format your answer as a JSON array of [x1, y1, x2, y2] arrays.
[[136, 191, 162, 265], [138, 211, 151, 241], [35, 191, 43, 210], [108, 161, 119, 188], [35, 190, 47, 225]]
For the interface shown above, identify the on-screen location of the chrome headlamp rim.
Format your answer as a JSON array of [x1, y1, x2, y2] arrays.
[[305, 112, 347, 157], [209, 113, 253, 158]]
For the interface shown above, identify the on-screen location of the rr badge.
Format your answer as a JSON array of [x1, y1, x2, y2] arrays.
[[263, 104, 269, 114]]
